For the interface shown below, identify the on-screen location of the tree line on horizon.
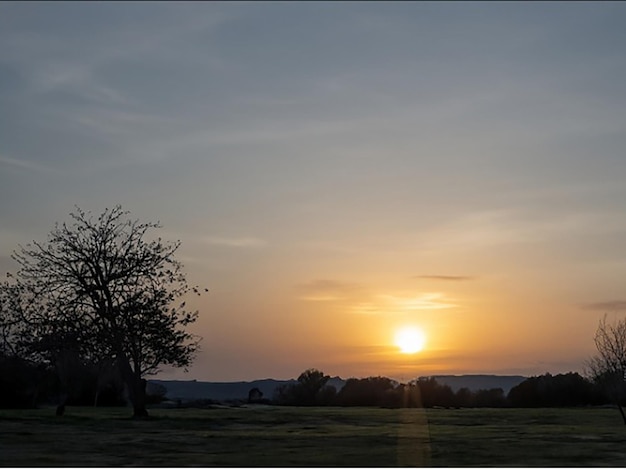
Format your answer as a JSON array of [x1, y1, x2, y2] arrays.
[[0, 363, 612, 411], [264, 368, 612, 409]]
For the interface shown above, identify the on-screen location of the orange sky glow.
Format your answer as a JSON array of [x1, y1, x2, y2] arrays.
[[2, 2, 626, 382]]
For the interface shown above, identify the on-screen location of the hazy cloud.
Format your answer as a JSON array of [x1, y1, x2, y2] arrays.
[[202, 236, 266, 248], [350, 292, 457, 315], [582, 300, 626, 312], [382, 293, 457, 311], [296, 279, 361, 302], [413, 275, 476, 281], [0, 154, 57, 174], [350, 302, 383, 315]]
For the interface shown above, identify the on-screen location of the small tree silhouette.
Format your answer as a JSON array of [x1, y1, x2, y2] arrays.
[[248, 387, 263, 403], [588, 315, 626, 424]]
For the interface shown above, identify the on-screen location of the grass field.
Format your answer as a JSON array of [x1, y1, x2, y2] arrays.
[[2, 405, 626, 466]]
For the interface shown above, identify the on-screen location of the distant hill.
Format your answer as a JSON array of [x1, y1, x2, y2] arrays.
[[150, 375, 526, 402], [426, 375, 527, 394], [150, 377, 346, 402]]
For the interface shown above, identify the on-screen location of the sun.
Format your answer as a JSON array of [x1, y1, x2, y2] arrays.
[[394, 326, 426, 354]]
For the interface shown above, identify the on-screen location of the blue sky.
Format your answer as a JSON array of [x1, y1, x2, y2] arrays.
[[2, 2, 626, 381]]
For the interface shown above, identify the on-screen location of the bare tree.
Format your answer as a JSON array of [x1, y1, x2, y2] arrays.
[[587, 315, 626, 424], [12, 206, 202, 417]]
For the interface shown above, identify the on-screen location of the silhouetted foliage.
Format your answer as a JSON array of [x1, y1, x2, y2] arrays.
[[11, 206, 202, 417], [507, 373, 600, 408], [273, 369, 335, 406], [316, 384, 337, 406], [336, 377, 398, 407], [449, 385, 492, 408], [248, 387, 263, 403], [414, 377, 455, 408], [454, 387, 473, 407], [296, 368, 330, 405], [274, 373, 532, 408], [473, 388, 506, 407], [395, 384, 423, 408], [333, 377, 423, 408], [273, 383, 296, 405]]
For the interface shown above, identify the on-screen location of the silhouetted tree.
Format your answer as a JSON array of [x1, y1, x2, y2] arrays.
[[273, 382, 297, 405], [248, 387, 263, 403], [316, 384, 337, 406], [397, 383, 423, 408], [508, 373, 598, 408], [508, 377, 542, 407], [455, 387, 473, 407], [336, 377, 398, 407], [295, 369, 330, 405], [473, 388, 506, 407], [414, 377, 455, 408], [273, 369, 334, 406], [11, 206, 202, 417], [588, 315, 626, 423], [334, 377, 422, 408]]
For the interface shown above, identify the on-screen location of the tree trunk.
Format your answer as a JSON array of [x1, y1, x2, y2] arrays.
[[132, 378, 148, 418], [31, 378, 41, 409], [617, 403, 626, 425], [117, 355, 148, 418], [56, 392, 68, 416]]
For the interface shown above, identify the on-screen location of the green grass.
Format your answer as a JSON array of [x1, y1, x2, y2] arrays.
[[2, 406, 626, 466]]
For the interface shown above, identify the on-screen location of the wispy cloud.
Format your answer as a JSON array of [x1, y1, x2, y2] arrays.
[[350, 302, 383, 315], [581, 300, 626, 312], [382, 293, 457, 311], [295, 279, 361, 302], [3, 6, 232, 102], [297, 280, 461, 313], [350, 292, 457, 315], [420, 209, 626, 256], [298, 295, 344, 302], [413, 275, 476, 281], [202, 236, 266, 248], [0, 155, 57, 174]]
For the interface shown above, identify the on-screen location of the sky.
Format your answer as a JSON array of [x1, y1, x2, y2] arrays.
[[2, 2, 626, 382]]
